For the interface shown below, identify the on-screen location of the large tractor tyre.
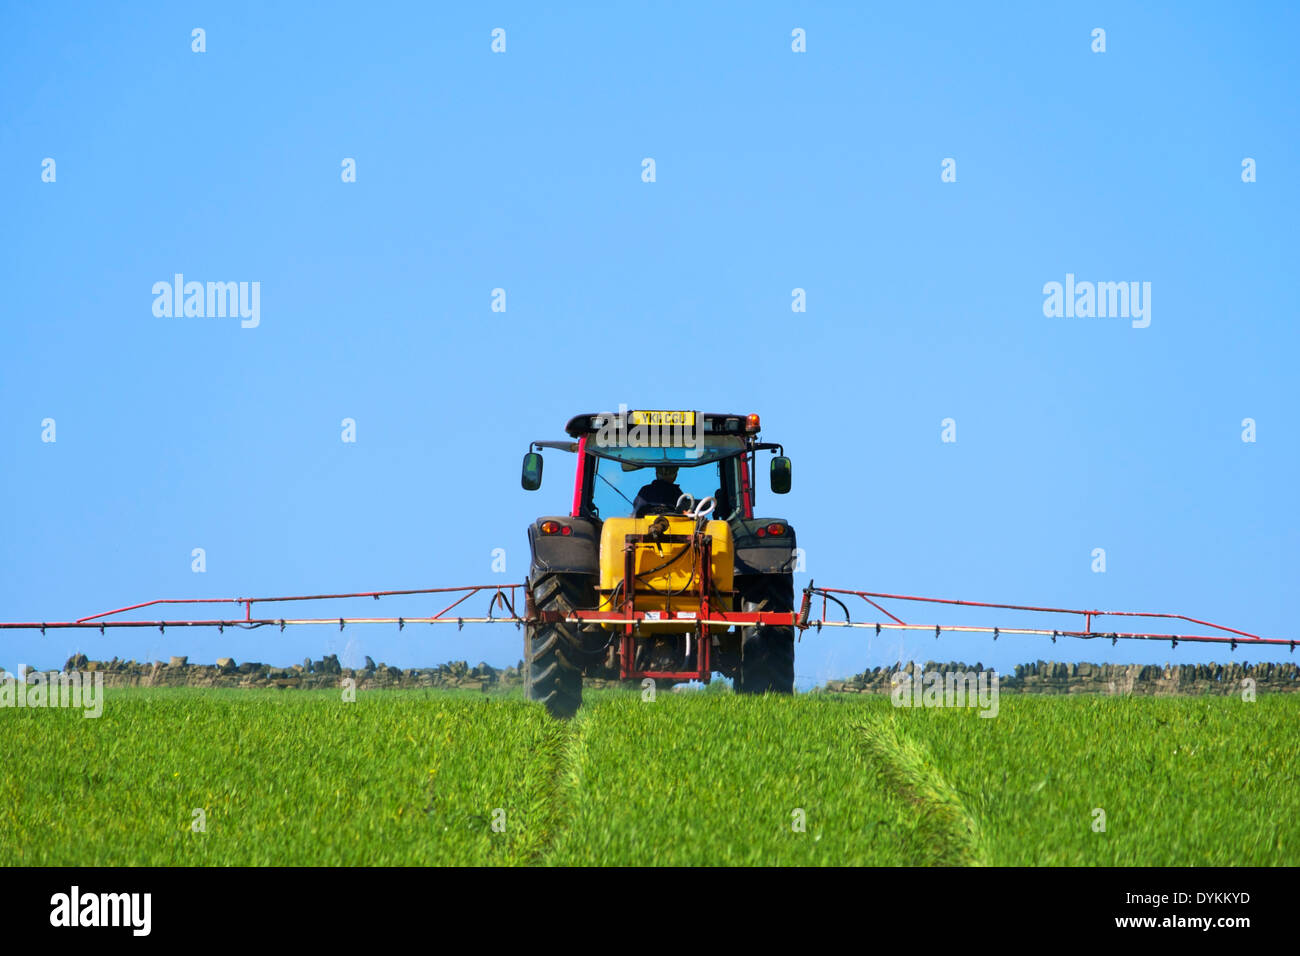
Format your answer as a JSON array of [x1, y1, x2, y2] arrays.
[[736, 575, 796, 695], [525, 572, 596, 719]]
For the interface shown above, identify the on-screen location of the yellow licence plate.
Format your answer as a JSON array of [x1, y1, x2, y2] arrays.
[[629, 410, 695, 427]]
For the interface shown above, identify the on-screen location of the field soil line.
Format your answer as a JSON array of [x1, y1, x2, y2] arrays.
[[517, 711, 586, 866], [858, 716, 987, 867]]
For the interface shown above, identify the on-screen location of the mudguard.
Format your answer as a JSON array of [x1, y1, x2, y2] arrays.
[[526, 517, 600, 578], [731, 517, 798, 576]]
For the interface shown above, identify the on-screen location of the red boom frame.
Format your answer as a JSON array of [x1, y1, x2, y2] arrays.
[[1, 582, 1292, 652]]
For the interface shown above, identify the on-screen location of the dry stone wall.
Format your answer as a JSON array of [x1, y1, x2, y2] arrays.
[[61, 653, 524, 691], [53, 656, 1300, 696], [820, 660, 1300, 696], [58, 654, 632, 691]]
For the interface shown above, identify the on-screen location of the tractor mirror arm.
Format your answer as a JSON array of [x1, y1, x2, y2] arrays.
[[531, 440, 579, 453]]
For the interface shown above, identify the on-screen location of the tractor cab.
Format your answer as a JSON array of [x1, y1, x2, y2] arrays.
[[524, 410, 789, 518]]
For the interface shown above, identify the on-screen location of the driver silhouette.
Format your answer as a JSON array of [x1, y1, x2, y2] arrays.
[[633, 466, 684, 517]]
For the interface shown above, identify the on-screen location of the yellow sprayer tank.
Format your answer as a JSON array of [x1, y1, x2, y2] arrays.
[[598, 516, 734, 632]]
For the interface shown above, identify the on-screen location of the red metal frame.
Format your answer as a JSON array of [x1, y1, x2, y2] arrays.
[[1, 582, 1292, 651], [739, 453, 753, 519], [614, 529, 714, 682], [570, 435, 588, 518], [806, 586, 1295, 648], [0, 585, 524, 632]]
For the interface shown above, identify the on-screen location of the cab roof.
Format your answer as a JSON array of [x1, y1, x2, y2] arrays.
[[564, 411, 758, 438]]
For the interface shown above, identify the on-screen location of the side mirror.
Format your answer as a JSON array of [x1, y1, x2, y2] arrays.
[[770, 456, 791, 495], [521, 452, 543, 491]]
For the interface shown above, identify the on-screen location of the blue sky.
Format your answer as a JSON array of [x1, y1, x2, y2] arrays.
[[2, 2, 1296, 686]]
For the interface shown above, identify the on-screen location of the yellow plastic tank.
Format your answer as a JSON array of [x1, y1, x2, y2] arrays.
[[597, 516, 734, 632]]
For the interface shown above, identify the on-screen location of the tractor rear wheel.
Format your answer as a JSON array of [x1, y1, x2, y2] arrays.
[[736, 575, 795, 695], [525, 572, 595, 719]]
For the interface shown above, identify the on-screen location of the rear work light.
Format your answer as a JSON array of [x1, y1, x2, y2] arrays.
[[540, 520, 572, 535]]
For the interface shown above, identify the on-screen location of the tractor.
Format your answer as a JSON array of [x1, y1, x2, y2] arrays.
[[520, 409, 797, 717]]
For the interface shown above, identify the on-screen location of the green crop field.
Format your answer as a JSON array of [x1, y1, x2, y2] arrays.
[[3, 687, 1297, 866]]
